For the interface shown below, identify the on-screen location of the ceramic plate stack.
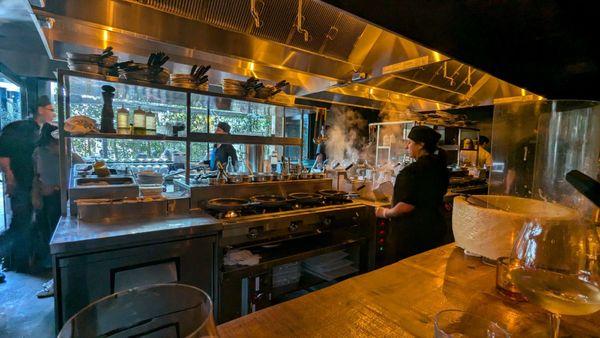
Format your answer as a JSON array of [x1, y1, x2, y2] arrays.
[[169, 74, 209, 91], [223, 79, 245, 96]]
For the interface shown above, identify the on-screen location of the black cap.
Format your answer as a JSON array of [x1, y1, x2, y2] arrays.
[[408, 126, 441, 147], [37, 95, 51, 108], [216, 122, 231, 133]]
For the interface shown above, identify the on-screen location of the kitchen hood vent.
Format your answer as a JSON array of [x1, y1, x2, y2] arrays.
[[129, 0, 366, 61]]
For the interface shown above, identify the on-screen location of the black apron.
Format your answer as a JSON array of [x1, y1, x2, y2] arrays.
[[385, 155, 449, 262]]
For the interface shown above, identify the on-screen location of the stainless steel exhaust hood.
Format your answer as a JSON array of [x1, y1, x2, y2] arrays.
[[29, 0, 541, 111]]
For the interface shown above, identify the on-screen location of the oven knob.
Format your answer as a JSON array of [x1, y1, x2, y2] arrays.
[[289, 221, 301, 232], [323, 216, 333, 227], [248, 228, 259, 239], [351, 212, 360, 226]]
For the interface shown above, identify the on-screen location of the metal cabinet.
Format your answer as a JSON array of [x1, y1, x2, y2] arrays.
[[54, 235, 217, 329]]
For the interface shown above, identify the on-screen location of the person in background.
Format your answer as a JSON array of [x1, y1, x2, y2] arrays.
[[312, 125, 329, 170], [205, 122, 237, 171], [375, 126, 449, 261], [460, 135, 492, 168], [32, 124, 83, 297], [0, 95, 55, 273], [505, 132, 537, 197], [477, 136, 492, 167]]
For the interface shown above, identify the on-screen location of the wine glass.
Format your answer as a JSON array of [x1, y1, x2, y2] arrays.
[[509, 218, 600, 337]]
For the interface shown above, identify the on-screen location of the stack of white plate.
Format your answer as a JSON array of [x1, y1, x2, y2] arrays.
[[139, 184, 164, 197], [302, 251, 358, 281], [222, 79, 245, 96], [137, 170, 164, 185], [169, 74, 209, 91]]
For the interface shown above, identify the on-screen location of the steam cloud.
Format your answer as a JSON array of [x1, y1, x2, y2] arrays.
[[325, 105, 368, 164]]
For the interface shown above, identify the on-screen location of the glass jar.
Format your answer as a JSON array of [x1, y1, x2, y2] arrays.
[[133, 106, 146, 135], [117, 105, 130, 134], [145, 110, 157, 135]]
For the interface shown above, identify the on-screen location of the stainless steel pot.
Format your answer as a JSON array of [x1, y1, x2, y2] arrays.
[[208, 177, 227, 185], [252, 173, 267, 182]]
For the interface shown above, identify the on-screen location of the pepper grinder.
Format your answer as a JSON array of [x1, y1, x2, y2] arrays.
[[100, 85, 116, 133]]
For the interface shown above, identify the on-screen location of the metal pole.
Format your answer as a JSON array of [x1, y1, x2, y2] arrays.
[[58, 70, 68, 215], [186, 92, 191, 184]]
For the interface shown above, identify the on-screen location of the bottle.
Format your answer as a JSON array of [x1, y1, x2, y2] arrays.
[[145, 110, 156, 135], [133, 106, 146, 135], [117, 105, 129, 134], [226, 156, 235, 174], [270, 150, 278, 173]]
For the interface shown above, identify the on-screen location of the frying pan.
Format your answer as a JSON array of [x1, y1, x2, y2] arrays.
[[318, 189, 349, 201], [249, 194, 288, 208], [288, 192, 323, 204], [206, 198, 254, 211]]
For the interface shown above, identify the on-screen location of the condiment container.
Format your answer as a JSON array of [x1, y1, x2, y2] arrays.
[[145, 110, 157, 135], [117, 105, 130, 134], [133, 106, 146, 135]]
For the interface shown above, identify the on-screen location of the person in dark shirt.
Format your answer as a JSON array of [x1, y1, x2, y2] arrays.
[[375, 126, 449, 261], [207, 122, 237, 171], [0, 95, 55, 272]]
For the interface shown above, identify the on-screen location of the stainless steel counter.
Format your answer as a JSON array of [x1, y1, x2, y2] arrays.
[[50, 211, 223, 255]]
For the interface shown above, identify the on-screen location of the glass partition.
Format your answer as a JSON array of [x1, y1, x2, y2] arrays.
[[489, 100, 600, 218]]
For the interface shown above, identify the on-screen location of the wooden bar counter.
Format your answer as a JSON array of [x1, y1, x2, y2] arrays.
[[218, 244, 600, 337]]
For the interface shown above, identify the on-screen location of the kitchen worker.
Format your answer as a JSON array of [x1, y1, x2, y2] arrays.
[[375, 126, 449, 261], [460, 135, 492, 168], [0, 95, 55, 273], [312, 124, 329, 170], [207, 122, 237, 171]]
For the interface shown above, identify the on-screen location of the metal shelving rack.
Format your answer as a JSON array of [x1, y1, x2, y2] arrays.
[[369, 120, 480, 166], [57, 69, 312, 214]]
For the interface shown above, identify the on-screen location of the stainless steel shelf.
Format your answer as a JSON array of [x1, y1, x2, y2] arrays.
[[188, 132, 302, 146], [65, 132, 185, 142], [61, 69, 314, 110]]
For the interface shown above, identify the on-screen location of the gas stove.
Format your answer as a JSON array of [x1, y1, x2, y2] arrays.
[[207, 198, 353, 220], [218, 200, 367, 248]]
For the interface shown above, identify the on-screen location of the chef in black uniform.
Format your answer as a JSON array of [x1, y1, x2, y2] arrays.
[[375, 126, 449, 261], [207, 122, 238, 171]]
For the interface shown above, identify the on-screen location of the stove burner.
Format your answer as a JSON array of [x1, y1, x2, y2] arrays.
[[224, 210, 241, 218], [206, 193, 353, 219]]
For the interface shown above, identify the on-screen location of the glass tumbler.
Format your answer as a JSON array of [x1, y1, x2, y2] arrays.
[[496, 256, 527, 302]]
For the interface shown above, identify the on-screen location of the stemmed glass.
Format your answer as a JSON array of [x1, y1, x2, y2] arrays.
[[509, 218, 600, 337]]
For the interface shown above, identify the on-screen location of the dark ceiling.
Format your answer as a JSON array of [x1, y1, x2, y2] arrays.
[[324, 0, 600, 100]]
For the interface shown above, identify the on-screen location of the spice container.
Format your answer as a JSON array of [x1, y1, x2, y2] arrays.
[[133, 106, 146, 135]]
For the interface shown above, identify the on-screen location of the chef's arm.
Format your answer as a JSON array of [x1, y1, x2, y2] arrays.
[[0, 157, 15, 195], [375, 202, 415, 218]]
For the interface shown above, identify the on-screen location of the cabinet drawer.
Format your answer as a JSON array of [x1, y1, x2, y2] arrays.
[[56, 235, 216, 327]]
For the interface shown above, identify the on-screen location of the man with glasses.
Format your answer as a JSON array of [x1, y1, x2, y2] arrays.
[[0, 95, 55, 274]]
